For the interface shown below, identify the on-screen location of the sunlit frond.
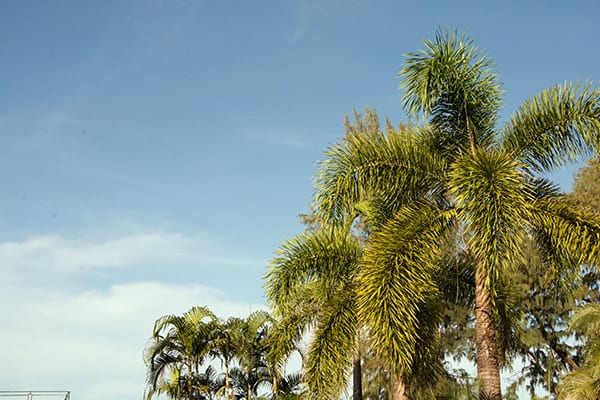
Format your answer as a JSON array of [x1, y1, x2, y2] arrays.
[[264, 228, 361, 314], [357, 202, 453, 375], [400, 29, 502, 152], [314, 126, 447, 224], [502, 82, 600, 173], [449, 150, 535, 289], [304, 282, 357, 399]]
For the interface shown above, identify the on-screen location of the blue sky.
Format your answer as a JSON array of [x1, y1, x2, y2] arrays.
[[1, 1, 599, 399]]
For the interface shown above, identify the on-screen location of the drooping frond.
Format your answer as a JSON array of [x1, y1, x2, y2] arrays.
[[357, 201, 453, 375], [267, 302, 317, 372], [304, 281, 357, 399], [559, 369, 600, 400], [449, 150, 535, 289], [502, 82, 600, 173], [264, 228, 360, 314], [152, 306, 217, 338], [400, 29, 502, 152], [314, 126, 447, 224]]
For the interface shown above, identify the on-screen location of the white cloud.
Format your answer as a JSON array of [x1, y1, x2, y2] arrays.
[[1, 230, 263, 284], [0, 229, 267, 400], [0, 281, 265, 400]]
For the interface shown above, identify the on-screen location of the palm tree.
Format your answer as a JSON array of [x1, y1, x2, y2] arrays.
[[266, 216, 443, 398], [558, 304, 600, 400], [212, 316, 244, 400], [229, 310, 274, 400], [266, 226, 362, 399], [313, 30, 600, 399], [145, 306, 218, 400]]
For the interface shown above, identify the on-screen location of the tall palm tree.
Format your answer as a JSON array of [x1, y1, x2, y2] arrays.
[[313, 30, 600, 400], [144, 306, 218, 400]]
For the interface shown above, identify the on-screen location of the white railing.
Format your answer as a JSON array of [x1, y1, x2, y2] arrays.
[[0, 392, 70, 400]]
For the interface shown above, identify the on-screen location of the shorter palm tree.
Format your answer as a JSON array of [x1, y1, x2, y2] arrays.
[[144, 306, 218, 400]]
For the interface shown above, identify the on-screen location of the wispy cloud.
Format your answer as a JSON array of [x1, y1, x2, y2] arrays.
[[242, 128, 310, 149], [2, 230, 263, 282], [0, 225, 266, 399], [0, 281, 264, 399]]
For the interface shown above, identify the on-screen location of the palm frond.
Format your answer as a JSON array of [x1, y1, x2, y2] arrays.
[[314, 126, 447, 224], [357, 202, 452, 375], [532, 198, 600, 269], [571, 303, 600, 337], [502, 82, 600, 173], [304, 282, 357, 399], [264, 228, 360, 313], [400, 29, 502, 152], [449, 150, 535, 290]]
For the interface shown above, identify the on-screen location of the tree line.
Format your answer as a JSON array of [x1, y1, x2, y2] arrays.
[[145, 30, 600, 400]]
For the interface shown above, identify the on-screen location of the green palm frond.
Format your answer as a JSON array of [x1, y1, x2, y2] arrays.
[[315, 125, 447, 224], [264, 228, 361, 313], [571, 303, 600, 338], [502, 82, 600, 173], [357, 202, 453, 375], [304, 282, 357, 399], [558, 301, 600, 400], [449, 150, 535, 288], [532, 198, 600, 268], [559, 367, 600, 400], [400, 29, 502, 152]]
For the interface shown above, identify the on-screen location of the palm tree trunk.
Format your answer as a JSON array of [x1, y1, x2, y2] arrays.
[[474, 263, 502, 400], [352, 354, 363, 400], [391, 373, 408, 400], [225, 363, 232, 400], [272, 373, 278, 399]]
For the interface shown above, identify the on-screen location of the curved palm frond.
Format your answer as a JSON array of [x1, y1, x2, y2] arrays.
[[502, 82, 600, 173], [357, 202, 453, 375], [304, 281, 357, 399], [264, 228, 361, 314], [558, 304, 600, 400], [314, 125, 448, 224], [571, 303, 600, 340], [532, 198, 600, 268]]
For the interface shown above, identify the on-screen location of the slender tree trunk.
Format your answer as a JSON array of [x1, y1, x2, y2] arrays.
[[391, 373, 408, 400], [352, 354, 363, 400], [474, 264, 502, 400], [225, 363, 232, 400], [272, 372, 278, 399], [247, 368, 252, 400]]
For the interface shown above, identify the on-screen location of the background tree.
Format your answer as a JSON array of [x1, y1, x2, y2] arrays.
[[558, 304, 600, 400], [144, 306, 218, 400], [145, 308, 301, 400], [505, 158, 600, 396], [571, 158, 600, 213]]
